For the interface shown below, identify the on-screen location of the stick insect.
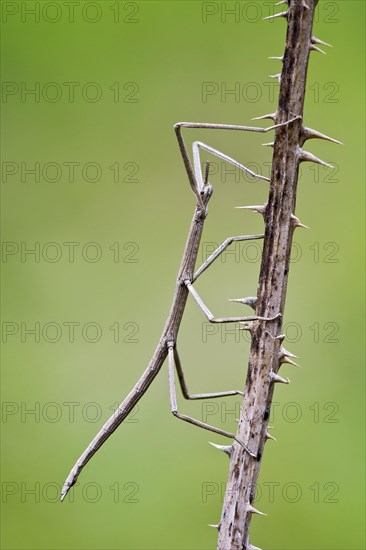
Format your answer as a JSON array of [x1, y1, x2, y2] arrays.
[[61, 115, 300, 501]]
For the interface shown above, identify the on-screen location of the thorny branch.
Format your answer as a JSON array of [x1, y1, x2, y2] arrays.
[[216, 1, 340, 548], [61, 2, 341, 549]]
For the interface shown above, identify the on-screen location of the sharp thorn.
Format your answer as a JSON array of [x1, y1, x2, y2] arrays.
[[280, 346, 298, 359], [302, 0, 310, 9], [252, 112, 277, 122], [262, 142, 274, 148], [310, 44, 326, 54], [208, 523, 220, 530], [263, 11, 288, 20], [246, 503, 267, 516], [275, 0, 287, 5], [228, 297, 258, 310], [238, 322, 254, 333], [269, 73, 281, 82], [209, 441, 233, 457], [290, 213, 309, 229], [270, 370, 290, 384], [312, 35, 333, 48], [248, 545, 263, 550], [268, 55, 284, 61], [302, 127, 342, 145], [266, 431, 276, 441], [281, 356, 302, 368], [298, 149, 333, 168], [235, 204, 267, 215], [274, 333, 286, 343]]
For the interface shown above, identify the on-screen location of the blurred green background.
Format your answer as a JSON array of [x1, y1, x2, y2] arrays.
[[1, 1, 364, 549]]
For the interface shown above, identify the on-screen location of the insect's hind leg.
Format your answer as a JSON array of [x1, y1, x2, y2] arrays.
[[173, 344, 244, 400], [167, 343, 256, 457], [186, 281, 281, 324]]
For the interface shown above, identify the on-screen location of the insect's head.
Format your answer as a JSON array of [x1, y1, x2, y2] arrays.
[[197, 182, 213, 217], [197, 160, 213, 203]]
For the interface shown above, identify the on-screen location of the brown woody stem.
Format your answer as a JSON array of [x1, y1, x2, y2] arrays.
[[217, 1, 319, 548]]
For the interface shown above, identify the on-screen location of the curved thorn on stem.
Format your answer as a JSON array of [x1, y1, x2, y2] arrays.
[[310, 44, 326, 55], [301, 126, 342, 145], [270, 370, 290, 384], [298, 148, 334, 168], [235, 204, 267, 215], [312, 35, 333, 48], [290, 213, 309, 230], [246, 503, 267, 516], [228, 297, 258, 310], [252, 112, 277, 122], [263, 11, 288, 21], [209, 442, 233, 457]]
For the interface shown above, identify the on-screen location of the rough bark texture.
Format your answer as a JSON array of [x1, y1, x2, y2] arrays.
[[217, 1, 318, 548]]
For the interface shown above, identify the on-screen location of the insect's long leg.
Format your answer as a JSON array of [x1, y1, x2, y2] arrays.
[[192, 141, 270, 185], [173, 345, 244, 399], [174, 122, 203, 202], [185, 282, 280, 324], [60, 341, 169, 501], [175, 116, 300, 201], [175, 115, 301, 134], [193, 234, 264, 282], [167, 344, 255, 457]]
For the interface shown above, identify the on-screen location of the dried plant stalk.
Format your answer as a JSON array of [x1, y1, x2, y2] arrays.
[[217, 1, 339, 548]]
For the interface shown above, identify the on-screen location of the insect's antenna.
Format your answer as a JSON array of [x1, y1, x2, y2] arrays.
[[174, 123, 204, 206], [204, 161, 210, 186]]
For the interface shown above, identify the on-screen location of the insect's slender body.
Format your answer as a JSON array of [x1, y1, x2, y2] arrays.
[[61, 117, 300, 501], [61, 189, 211, 498]]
